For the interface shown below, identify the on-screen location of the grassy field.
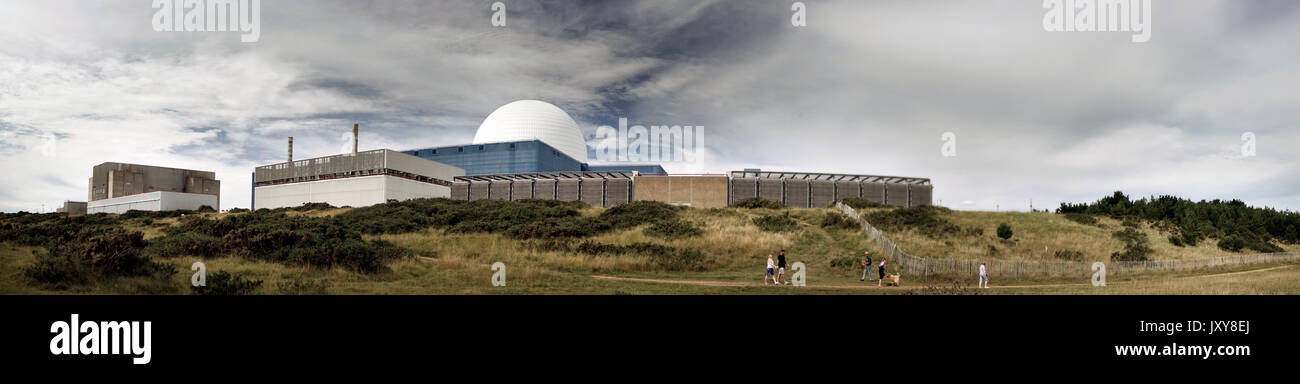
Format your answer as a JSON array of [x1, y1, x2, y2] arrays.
[[855, 207, 1300, 262], [2, 202, 1297, 295]]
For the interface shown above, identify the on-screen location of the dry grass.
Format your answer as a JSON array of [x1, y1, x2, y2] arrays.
[[859, 208, 1300, 262]]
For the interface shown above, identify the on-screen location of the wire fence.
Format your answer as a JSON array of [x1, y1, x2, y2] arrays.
[[837, 202, 1300, 280]]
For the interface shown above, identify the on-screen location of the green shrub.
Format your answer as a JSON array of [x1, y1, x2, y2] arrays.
[[996, 223, 1013, 240], [820, 212, 859, 231], [23, 229, 175, 289], [644, 220, 703, 239], [1111, 227, 1153, 261], [192, 271, 262, 295], [1053, 249, 1084, 261], [866, 206, 961, 238], [1217, 236, 1245, 252], [840, 198, 886, 210], [730, 197, 784, 209], [1062, 213, 1100, 227], [753, 213, 799, 232], [1168, 235, 1184, 247], [146, 231, 223, 258], [599, 201, 681, 229]]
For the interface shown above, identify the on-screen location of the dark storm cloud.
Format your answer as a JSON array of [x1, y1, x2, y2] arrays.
[[0, 0, 1296, 212]]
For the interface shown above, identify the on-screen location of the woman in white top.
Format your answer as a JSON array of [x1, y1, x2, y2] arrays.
[[979, 262, 989, 288], [765, 255, 777, 285]]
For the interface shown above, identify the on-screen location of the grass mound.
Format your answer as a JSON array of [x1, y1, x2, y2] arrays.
[[730, 197, 784, 209]]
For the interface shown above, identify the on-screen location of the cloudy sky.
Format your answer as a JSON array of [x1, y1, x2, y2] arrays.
[[1, 0, 1297, 212]]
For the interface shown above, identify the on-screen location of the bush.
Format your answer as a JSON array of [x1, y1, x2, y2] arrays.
[[730, 197, 784, 209], [644, 220, 703, 239], [840, 198, 886, 210], [599, 201, 681, 229], [866, 206, 961, 238], [1053, 249, 1084, 261], [753, 213, 799, 232], [1217, 236, 1245, 252], [146, 231, 223, 258], [996, 223, 1013, 240], [1062, 213, 1100, 227], [820, 212, 860, 231], [1110, 227, 1153, 261], [192, 271, 262, 295], [24, 229, 175, 289], [1168, 235, 1184, 247]]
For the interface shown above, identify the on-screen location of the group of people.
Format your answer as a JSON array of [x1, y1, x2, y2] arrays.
[[764, 250, 791, 285], [857, 251, 890, 287], [762, 249, 992, 288]]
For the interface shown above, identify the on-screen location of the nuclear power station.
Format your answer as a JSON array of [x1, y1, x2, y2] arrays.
[[64, 99, 929, 213], [83, 162, 221, 214]]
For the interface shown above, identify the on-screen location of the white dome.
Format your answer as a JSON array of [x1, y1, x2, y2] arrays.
[[473, 100, 588, 163]]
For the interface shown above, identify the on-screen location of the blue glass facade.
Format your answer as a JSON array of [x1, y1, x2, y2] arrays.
[[404, 139, 669, 176], [402, 140, 583, 175], [585, 164, 667, 175]]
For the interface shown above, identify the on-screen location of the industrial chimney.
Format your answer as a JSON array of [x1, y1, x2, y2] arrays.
[[352, 123, 359, 155], [288, 136, 294, 162]]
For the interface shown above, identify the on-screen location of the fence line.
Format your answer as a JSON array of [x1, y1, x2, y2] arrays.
[[836, 203, 1300, 280]]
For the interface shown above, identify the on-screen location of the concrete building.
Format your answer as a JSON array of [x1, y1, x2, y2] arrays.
[[86, 162, 220, 214], [632, 175, 729, 208], [254, 148, 464, 210], [56, 201, 87, 215]]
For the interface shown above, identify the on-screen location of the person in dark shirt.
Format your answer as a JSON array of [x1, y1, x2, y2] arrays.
[[860, 251, 873, 282], [776, 249, 788, 285]]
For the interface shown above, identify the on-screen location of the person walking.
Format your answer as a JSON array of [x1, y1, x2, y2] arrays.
[[765, 254, 777, 286], [860, 251, 873, 282], [877, 258, 888, 287], [979, 262, 989, 288], [776, 250, 789, 285]]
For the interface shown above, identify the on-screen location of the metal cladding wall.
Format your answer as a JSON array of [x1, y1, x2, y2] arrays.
[[729, 178, 757, 205], [533, 179, 557, 200], [758, 179, 783, 202], [835, 181, 860, 201], [908, 184, 933, 207], [784, 180, 810, 208], [489, 180, 512, 200], [579, 178, 604, 206], [603, 179, 631, 207], [861, 182, 886, 204], [450, 182, 470, 200], [510, 180, 533, 200], [468, 182, 490, 200], [809, 180, 836, 207], [885, 183, 909, 207], [556, 179, 580, 201]]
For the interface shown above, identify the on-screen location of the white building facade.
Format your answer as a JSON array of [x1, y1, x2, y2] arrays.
[[253, 149, 464, 209], [87, 191, 219, 214]]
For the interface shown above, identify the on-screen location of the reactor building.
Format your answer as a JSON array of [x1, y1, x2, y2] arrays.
[[86, 162, 221, 214], [252, 125, 465, 210]]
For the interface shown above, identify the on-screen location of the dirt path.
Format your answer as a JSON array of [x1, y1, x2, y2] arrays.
[[590, 264, 1297, 291]]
